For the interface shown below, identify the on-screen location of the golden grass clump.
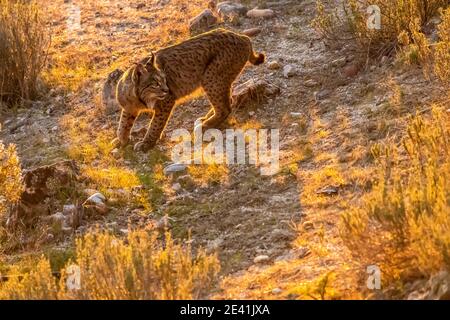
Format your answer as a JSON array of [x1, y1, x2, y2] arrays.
[[0, 229, 220, 299], [341, 107, 450, 282], [0, 0, 49, 105], [0, 141, 22, 220]]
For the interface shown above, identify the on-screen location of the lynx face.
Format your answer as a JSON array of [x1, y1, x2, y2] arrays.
[[133, 62, 169, 105]]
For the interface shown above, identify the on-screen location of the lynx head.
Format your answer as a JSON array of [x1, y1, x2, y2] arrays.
[[132, 53, 169, 105]]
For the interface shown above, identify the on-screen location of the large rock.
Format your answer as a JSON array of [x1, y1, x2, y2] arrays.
[[231, 79, 280, 109], [216, 1, 248, 19], [189, 9, 219, 36], [7, 160, 79, 228]]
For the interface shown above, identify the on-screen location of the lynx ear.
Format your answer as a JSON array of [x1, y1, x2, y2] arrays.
[[144, 52, 155, 71], [132, 63, 145, 84]]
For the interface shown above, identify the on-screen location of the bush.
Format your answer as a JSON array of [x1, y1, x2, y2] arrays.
[[0, 230, 220, 299], [341, 108, 450, 283], [312, 0, 448, 57], [0, 0, 49, 105], [0, 141, 22, 220]]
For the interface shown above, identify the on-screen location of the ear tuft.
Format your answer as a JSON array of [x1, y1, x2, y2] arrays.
[[132, 63, 145, 84]]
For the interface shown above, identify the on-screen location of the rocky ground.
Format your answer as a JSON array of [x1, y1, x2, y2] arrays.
[[0, 0, 447, 299]]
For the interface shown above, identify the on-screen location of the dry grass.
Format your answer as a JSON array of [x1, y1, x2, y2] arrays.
[[0, 0, 49, 105], [341, 107, 449, 285], [0, 229, 220, 299], [312, 0, 448, 57], [0, 142, 22, 220]]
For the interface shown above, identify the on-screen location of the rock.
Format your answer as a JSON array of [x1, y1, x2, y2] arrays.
[[268, 60, 281, 70], [253, 255, 270, 264], [84, 192, 106, 205], [316, 185, 339, 196], [304, 79, 319, 87], [247, 8, 275, 18], [407, 271, 450, 300], [283, 64, 296, 78], [272, 288, 283, 294], [290, 112, 302, 118], [63, 204, 76, 215], [242, 27, 262, 37], [83, 192, 109, 215], [163, 163, 188, 175], [7, 160, 79, 229], [119, 228, 129, 235], [171, 182, 182, 192], [342, 63, 360, 78], [217, 1, 248, 19], [111, 148, 120, 159], [314, 89, 330, 101], [302, 221, 314, 230], [50, 212, 66, 225], [331, 57, 347, 68], [232, 79, 280, 109], [189, 9, 218, 36], [381, 55, 389, 64]]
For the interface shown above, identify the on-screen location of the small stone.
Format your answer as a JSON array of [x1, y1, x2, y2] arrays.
[[50, 212, 66, 224], [163, 163, 187, 175], [304, 79, 318, 87], [189, 9, 218, 35], [290, 112, 302, 118], [119, 228, 129, 235], [302, 221, 314, 230], [381, 55, 389, 64], [171, 182, 182, 192], [272, 288, 283, 294], [253, 255, 270, 264], [247, 8, 275, 18], [314, 89, 330, 101], [316, 185, 339, 196], [343, 64, 360, 78], [84, 192, 106, 205], [268, 60, 281, 70], [217, 2, 248, 18], [242, 27, 262, 37], [111, 148, 120, 159], [331, 57, 347, 67], [63, 204, 76, 215], [283, 64, 296, 78]]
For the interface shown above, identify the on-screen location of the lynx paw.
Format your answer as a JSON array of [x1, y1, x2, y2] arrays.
[[133, 140, 156, 153]]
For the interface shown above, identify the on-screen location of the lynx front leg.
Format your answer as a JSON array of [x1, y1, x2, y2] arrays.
[[134, 98, 175, 152], [112, 110, 137, 147]]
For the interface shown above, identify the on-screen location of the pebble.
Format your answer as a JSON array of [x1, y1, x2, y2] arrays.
[[253, 255, 270, 264], [283, 64, 296, 78], [268, 60, 281, 70], [163, 163, 187, 175], [247, 8, 275, 18]]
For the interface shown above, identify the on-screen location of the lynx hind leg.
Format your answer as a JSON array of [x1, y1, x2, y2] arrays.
[[200, 83, 232, 131], [115, 110, 137, 146]]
